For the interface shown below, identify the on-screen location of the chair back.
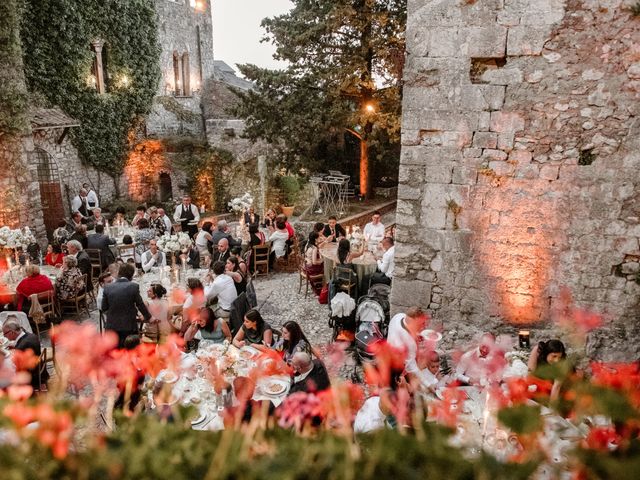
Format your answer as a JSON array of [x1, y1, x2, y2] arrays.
[[117, 244, 136, 262], [252, 244, 270, 277], [228, 292, 250, 336], [86, 248, 103, 280], [333, 265, 358, 296]]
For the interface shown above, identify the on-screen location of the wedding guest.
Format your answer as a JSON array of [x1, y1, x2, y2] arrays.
[[66, 240, 92, 292], [87, 224, 116, 267], [157, 208, 173, 234], [363, 211, 385, 245], [312, 222, 327, 244], [92, 207, 108, 227], [267, 220, 289, 268], [322, 216, 346, 243], [82, 183, 99, 211], [143, 284, 171, 343], [112, 206, 129, 226], [212, 237, 231, 264], [131, 205, 147, 228], [70, 224, 88, 249], [2, 319, 48, 392], [44, 244, 64, 267], [262, 208, 276, 228], [248, 224, 265, 248], [230, 246, 248, 277], [184, 306, 232, 345], [387, 306, 428, 379], [134, 218, 157, 262], [243, 206, 260, 227], [195, 221, 214, 256], [415, 349, 444, 393], [289, 352, 330, 394], [71, 188, 90, 217], [53, 220, 70, 246], [66, 212, 83, 234], [118, 235, 135, 263], [140, 239, 167, 272], [303, 232, 324, 294], [455, 333, 504, 386], [376, 236, 395, 282], [204, 261, 237, 320], [15, 265, 54, 313], [337, 238, 363, 268], [211, 220, 239, 248], [528, 339, 566, 372], [173, 195, 200, 238], [56, 256, 85, 301], [96, 271, 114, 312], [232, 308, 273, 348], [180, 242, 200, 269], [148, 206, 166, 236], [183, 278, 206, 320], [274, 321, 316, 365], [277, 213, 295, 240], [225, 257, 247, 295]]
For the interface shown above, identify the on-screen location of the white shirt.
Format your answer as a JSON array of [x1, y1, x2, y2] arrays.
[[173, 204, 200, 223], [377, 245, 395, 278], [86, 189, 99, 208], [455, 348, 504, 386], [195, 230, 211, 256], [161, 215, 173, 232], [268, 230, 289, 257], [140, 250, 167, 272], [387, 313, 418, 374], [71, 195, 89, 216], [363, 222, 385, 243], [416, 368, 440, 390], [204, 274, 237, 310]]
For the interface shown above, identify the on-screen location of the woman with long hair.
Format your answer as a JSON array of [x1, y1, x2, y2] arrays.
[[233, 308, 273, 349], [304, 232, 324, 295], [528, 339, 567, 401], [274, 321, 320, 364], [225, 256, 247, 295], [184, 307, 232, 346], [143, 284, 171, 342]]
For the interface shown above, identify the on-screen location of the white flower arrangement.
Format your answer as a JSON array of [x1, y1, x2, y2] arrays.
[[227, 192, 253, 214], [156, 232, 192, 252], [0, 226, 37, 250]]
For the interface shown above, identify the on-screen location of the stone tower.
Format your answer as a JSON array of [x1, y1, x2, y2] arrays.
[[394, 0, 640, 359]]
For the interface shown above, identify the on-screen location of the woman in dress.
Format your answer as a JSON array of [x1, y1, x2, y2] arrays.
[[56, 256, 85, 301], [336, 238, 363, 268], [528, 339, 567, 400], [195, 221, 214, 257], [225, 256, 247, 295], [303, 232, 324, 295], [274, 321, 317, 365], [143, 284, 171, 343], [112, 206, 129, 226], [233, 309, 273, 349], [44, 244, 65, 267], [15, 265, 54, 313], [184, 307, 232, 346], [230, 246, 249, 277], [52, 220, 70, 247], [267, 220, 289, 268], [181, 277, 206, 332], [134, 218, 157, 263]]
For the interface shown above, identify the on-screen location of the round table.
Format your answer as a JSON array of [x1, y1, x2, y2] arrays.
[[319, 243, 379, 297], [0, 265, 60, 298]]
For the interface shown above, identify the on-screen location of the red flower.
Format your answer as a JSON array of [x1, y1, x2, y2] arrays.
[[364, 341, 407, 388], [12, 349, 39, 372], [428, 388, 467, 427], [584, 426, 620, 451], [506, 377, 553, 404], [277, 392, 324, 430]]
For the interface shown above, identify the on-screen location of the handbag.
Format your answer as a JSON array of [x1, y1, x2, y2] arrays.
[[318, 284, 329, 304]]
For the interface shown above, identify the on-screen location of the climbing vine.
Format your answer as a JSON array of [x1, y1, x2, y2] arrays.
[[19, 0, 161, 178]]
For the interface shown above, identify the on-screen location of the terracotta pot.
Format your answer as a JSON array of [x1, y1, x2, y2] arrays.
[[281, 206, 295, 218]]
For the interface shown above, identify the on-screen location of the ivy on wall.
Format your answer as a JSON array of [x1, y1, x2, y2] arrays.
[[0, 0, 29, 137], [19, 0, 161, 179]]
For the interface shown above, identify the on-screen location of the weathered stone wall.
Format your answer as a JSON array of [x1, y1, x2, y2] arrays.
[[147, 0, 215, 135], [394, 0, 640, 360]]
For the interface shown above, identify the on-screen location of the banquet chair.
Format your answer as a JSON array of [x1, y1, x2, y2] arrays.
[[86, 248, 103, 280], [333, 266, 358, 299], [58, 274, 91, 319], [228, 292, 250, 336], [117, 244, 136, 263], [298, 259, 324, 298], [252, 244, 270, 278], [245, 277, 257, 309]]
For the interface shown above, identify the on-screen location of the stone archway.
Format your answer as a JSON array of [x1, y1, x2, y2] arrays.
[[159, 172, 173, 202], [33, 147, 64, 238]]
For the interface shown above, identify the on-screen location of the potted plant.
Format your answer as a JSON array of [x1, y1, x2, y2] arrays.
[[279, 175, 300, 218]]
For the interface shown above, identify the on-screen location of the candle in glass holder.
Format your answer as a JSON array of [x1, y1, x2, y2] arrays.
[[518, 330, 530, 350]]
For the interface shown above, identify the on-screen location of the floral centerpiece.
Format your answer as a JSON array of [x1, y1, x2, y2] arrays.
[[156, 232, 191, 253], [349, 225, 364, 252], [0, 226, 37, 250], [227, 192, 253, 215]]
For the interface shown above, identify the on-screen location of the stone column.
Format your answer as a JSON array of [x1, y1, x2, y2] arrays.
[[91, 39, 105, 94]]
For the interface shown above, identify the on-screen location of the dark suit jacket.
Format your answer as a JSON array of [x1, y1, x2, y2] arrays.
[[322, 224, 346, 242], [243, 212, 260, 226], [186, 248, 200, 268], [212, 249, 230, 264], [15, 332, 48, 390], [87, 233, 116, 267], [211, 230, 240, 248], [289, 360, 331, 395], [76, 251, 93, 290], [101, 278, 151, 333]]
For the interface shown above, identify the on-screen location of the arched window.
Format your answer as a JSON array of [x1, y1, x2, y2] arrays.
[[182, 52, 191, 96], [173, 51, 182, 96]]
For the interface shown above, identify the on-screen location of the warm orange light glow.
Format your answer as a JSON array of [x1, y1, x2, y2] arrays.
[[123, 140, 167, 201], [364, 103, 375, 113]]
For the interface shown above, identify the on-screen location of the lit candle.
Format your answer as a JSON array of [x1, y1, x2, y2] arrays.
[[482, 390, 491, 444], [518, 330, 530, 350], [200, 204, 205, 213]]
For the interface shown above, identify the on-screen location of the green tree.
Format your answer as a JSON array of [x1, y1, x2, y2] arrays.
[[232, 0, 406, 198]]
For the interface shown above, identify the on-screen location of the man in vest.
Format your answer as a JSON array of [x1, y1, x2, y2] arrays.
[[173, 195, 200, 238]]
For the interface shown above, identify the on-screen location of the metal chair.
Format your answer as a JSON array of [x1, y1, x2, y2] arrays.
[[252, 244, 270, 277]]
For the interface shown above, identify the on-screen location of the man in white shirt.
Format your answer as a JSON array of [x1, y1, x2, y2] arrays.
[[71, 188, 90, 217], [455, 333, 505, 386], [82, 183, 99, 211], [140, 239, 167, 272], [158, 208, 173, 234], [387, 306, 428, 377], [173, 195, 200, 238], [377, 237, 395, 279], [363, 211, 385, 247], [416, 349, 444, 393], [204, 260, 237, 318]]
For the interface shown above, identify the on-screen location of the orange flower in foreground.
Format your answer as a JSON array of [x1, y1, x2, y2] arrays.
[[505, 376, 553, 404], [428, 387, 467, 427], [12, 349, 39, 372]]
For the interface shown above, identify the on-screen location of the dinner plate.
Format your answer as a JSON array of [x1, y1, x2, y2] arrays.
[[259, 378, 288, 396], [420, 329, 443, 342], [190, 412, 208, 426], [239, 345, 260, 360], [156, 370, 179, 384]]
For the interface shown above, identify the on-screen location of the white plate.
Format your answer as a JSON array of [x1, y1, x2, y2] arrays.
[[259, 378, 288, 396], [239, 345, 260, 360], [420, 329, 443, 342], [190, 412, 208, 426]]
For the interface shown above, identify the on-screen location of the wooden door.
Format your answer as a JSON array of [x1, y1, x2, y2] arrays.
[[35, 148, 65, 239]]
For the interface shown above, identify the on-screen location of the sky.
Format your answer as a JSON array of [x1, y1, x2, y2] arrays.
[[212, 0, 293, 74]]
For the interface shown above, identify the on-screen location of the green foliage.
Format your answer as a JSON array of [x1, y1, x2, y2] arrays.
[[278, 175, 301, 205], [632, 2, 640, 16], [498, 404, 543, 434], [0, 0, 29, 136], [232, 0, 405, 180], [19, 0, 161, 178]]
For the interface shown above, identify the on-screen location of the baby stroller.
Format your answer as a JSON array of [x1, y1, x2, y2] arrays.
[[354, 283, 391, 364]]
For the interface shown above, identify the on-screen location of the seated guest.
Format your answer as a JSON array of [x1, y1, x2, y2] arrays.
[[15, 265, 54, 313], [262, 208, 276, 229], [312, 222, 328, 245], [119, 235, 135, 263], [44, 244, 65, 267], [212, 237, 231, 264], [376, 236, 395, 282], [225, 257, 247, 295], [211, 220, 239, 248], [267, 220, 289, 268], [303, 232, 324, 295], [70, 224, 89, 249], [66, 240, 92, 292], [101, 263, 151, 348], [363, 211, 385, 245], [277, 213, 295, 240], [87, 224, 116, 267], [274, 321, 315, 365], [387, 306, 428, 379], [249, 224, 265, 248], [56, 256, 85, 301], [184, 306, 232, 345], [337, 238, 363, 268], [96, 271, 114, 312], [230, 247, 248, 276], [53, 220, 70, 246], [204, 261, 237, 320], [289, 352, 330, 394], [157, 208, 173, 234], [134, 218, 157, 261], [183, 278, 206, 323], [131, 205, 147, 228], [195, 221, 214, 256], [142, 284, 170, 343], [92, 208, 108, 228], [243, 206, 260, 227], [181, 242, 200, 269], [2, 318, 48, 392], [232, 309, 273, 348], [66, 212, 84, 234], [455, 333, 504, 386], [322, 216, 346, 242], [148, 206, 166, 236], [140, 239, 167, 272], [528, 339, 567, 400], [415, 349, 445, 394], [112, 206, 129, 226]]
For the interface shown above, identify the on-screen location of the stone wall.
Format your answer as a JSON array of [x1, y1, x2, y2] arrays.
[[394, 0, 640, 360]]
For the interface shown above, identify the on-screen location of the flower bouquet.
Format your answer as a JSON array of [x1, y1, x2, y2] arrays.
[[0, 226, 37, 250], [157, 232, 192, 253], [227, 192, 253, 215]]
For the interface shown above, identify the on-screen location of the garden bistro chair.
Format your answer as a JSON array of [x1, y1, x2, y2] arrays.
[[85, 248, 103, 282], [333, 265, 358, 299], [58, 274, 91, 319], [252, 244, 271, 278], [117, 244, 136, 263], [298, 259, 324, 299]]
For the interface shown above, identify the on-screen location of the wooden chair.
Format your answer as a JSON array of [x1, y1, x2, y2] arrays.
[[333, 265, 358, 298], [298, 260, 324, 298], [252, 244, 270, 277], [34, 290, 57, 332], [117, 244, 136, 263], [277, 235, 301, 273], [58, 274, 91, 319], [86, 248, 103, 281]]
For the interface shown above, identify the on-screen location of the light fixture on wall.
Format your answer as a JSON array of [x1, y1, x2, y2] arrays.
[[86, 74, 97, 89]]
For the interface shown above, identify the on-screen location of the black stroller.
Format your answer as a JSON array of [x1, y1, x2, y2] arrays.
[[354, 283, 391, 364]]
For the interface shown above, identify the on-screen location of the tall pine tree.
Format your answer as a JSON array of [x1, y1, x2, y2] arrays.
[[232, 0, 406, 198]]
